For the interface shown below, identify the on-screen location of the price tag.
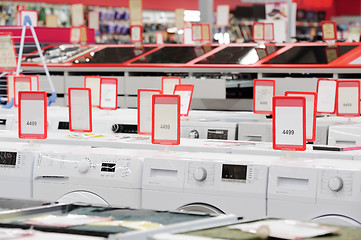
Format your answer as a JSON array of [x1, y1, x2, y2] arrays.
[[285, 92, 317, 142], [174, 84, 194, 116], [253, 79, 275, 115], [192, 23, 202, 42], [130, 25, 143, 43], [70, 27, 81, 43], [46, 14, 58, 28], [0, 33, 17, 71], [201, 24, 211, 42], [18, 91, 47, 139], [84, 76, 101, 107], [216, 5, 230, 26], [19, 10, 38, 27], [264, 23, 274, 41], [336, 80, 360, 117], [14, 76, 31, 107], [71, 4, 84, 27], [100, 78, 118, 110], [325, 46, 339, 63], [68, 88, 92, 132], [253, 22, 264, 41], [162, 77, 181, 94], [273, 96, 306, 151], [137, 89, 161, 135], [156, 32, 164, 45], [321, 21, 337, 41], [347, 25, 361, 42], [88, 11, 100, 31], [316, 79, 337, 114], [152, 95, 180, 145], [175, 9, 184, 29], [129, 0, 142, 26]]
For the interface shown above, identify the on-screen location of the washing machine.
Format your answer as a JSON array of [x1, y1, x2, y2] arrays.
[[142, 153, 279, 219], [32, 147, 188, 207], [328, 123, 361, 146], [267, 157, 361, 227]]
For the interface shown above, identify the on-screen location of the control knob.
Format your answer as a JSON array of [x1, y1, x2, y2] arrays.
[[189, 130, 199, 139], [193, 167, 207, 181], [328, 176, 343, 192], [78, 159, 91, 174]]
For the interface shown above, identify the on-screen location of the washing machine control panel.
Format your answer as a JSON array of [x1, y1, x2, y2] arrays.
[[319, 170, 355, 200]]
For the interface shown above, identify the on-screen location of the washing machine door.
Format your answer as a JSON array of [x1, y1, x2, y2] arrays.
[[177, 203, 225, 215], [312, 215, 361, 227], [57, 191, 109, 206]]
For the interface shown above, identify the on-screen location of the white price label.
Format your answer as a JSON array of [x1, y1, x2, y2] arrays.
[[253, 79, 274, 114], [264, 23, 274, 41], [84, 76, 101, 107], [156, 32, 164, 44], [100, 79, 117, 110], [19, 92, 46, 139], [152, 95, 180, 145], [7, 75, 14, 101], [0, 35, 17, 69], [174, 85, 193, 116], [216, 5, 230, 26], [131, 25, 142, 42], [69, 88, 92, 132], [70, 27, 81, 43], [162, 77, 181, 94], [273, 97, 306, 151], [138, 89, 160, 134], [337, 81, 360, 116], [192, 24, 202, 41], [30, 75, 39, 91], [317, 79, 337, 114], [253, 23, 264, 41], [14, 77, 31, 106], [286, 92, 316, 142]]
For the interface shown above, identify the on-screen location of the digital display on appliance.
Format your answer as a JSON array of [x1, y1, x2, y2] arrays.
[[73, 47, 154, 64], [0, 151, 17, 166], [132, 46, 215, 63], [196, 46, 283, 64], [264, 45, 358, 64], [222, 164, 247, 180]]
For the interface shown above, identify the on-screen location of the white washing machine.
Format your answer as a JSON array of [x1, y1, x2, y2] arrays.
[[268, 158, 361, 227], [33, 147, 186, 208], [328, 123, 361, 146], [0, 141, 90, 200], [142, 153, 278, 219]]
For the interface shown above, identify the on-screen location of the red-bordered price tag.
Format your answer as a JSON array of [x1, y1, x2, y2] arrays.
[[336, 80, 360, 117], [68, 88, 92, 132], [253, 79, 275, 115], [138, 89, 161, 135], [316, 78, 337, 114], [84, 76, 101, 108], [264, 23, 274, 41], [347, 25, 361, 42], [130, 25, 143, 43], [14, 76, 32, 107], [253, 22, 264, 41], [100, 78, 118, 110], [273, 96, 306, 151], [174, 84, 194, 116], [24, 75, 39, 91], [321, 20, 337, 41], [152, 95, 180, 145], [201, 24, 211, 42], [191, 23, 202, 42], [162, 76, 181, 94], [216, 5, 230, 26], [18, 91, 47, 139], [285, 91, 317, 142], [70, 27, 81, 43]]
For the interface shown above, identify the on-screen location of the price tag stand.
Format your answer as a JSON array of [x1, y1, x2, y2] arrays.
[[173, 84, 194, 116], [273, 96, 306, 152], [138, 89, 162, 135], [161, 77, 181, 94], [152, 95, 180, 145], [316, 78, 337, 115], [68, 88, 93, 134], [253, 79, 275, 116], [336, 80, 360, 118], [18, 91, 47, 140]]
